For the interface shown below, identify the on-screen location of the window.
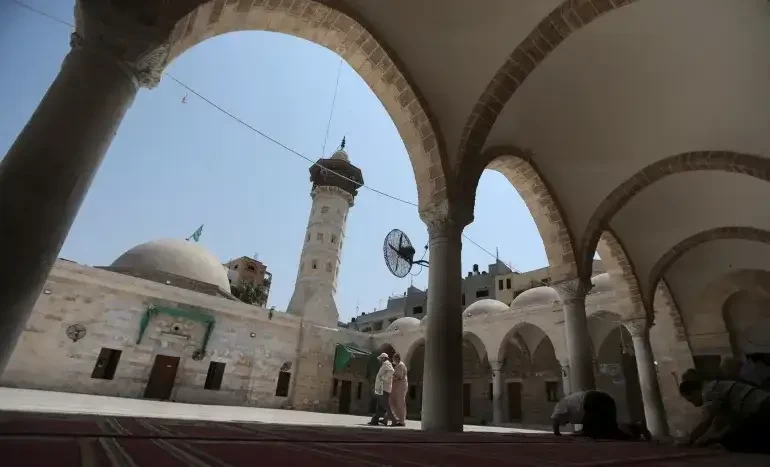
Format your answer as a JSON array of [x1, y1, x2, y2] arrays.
[[204, 362, 226, 390], [331, 234, 337, 244], [326, 262, 332, 272], [312, 260, 318, 270], [361, 327, 371, 333], [506, 278, 511, 289], [389, 317, 397, 324], [461, 294, 465, 306], [489, 382, 493, 401], [373, 321, 383, 331], [247, 265, 256, 272], [233, 264, 239, 270], [321, 206, 329, 213], [545, 381, 559, 402], [91, 348, 122, 380], [412, 306, 423, 315], [306, 233, 310, 242], [542, 277, 551, 285], [275, 371, 291, 397], [332, 378, 339, 397], [317, 232, 323, 241], [476, 289, 489, 298], [409, 385, 417, 400], [498, 280, 503, 290], [357, 382, 363, 399]]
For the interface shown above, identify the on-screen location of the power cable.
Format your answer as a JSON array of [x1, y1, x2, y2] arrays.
[[10, 0, 534, 276]]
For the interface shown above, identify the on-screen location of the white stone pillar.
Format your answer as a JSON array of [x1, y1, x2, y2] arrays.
[[490, 360, 505, 425], [553, 279, 595, 392], [0, 2, 169, 373], [420, 206, 467, 432], [625, 318, 669, 438]]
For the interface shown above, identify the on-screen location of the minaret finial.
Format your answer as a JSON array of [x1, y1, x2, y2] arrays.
[[340, 136, 346, 150]]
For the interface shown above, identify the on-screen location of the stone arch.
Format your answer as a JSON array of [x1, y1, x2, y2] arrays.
[[580, 151, 770, 279], [464, 146, 578, 282], [646, 227, 770, 310], [595, 229, 645, 318], [456, 0, 641, 164], [496, 321, 555, 365], [463, 331, 488, 364], [404, 337, 425, 371], [694, 270, 770, 356], [587, 310, 624, 357], [163, 0, 448, 212]]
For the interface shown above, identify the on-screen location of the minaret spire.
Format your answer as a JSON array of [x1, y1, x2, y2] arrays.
[[340, 136, 346, 150]]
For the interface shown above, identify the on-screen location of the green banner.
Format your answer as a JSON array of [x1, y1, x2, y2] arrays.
[[333, 343, 371, 373]]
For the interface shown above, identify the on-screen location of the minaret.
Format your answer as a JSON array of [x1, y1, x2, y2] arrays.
[[287, 139, 363, 325]]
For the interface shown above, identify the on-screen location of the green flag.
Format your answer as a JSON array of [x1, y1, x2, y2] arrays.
[[188, 224, 204, 242]]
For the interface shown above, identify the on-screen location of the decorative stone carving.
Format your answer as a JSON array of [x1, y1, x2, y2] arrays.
[[73, 0, 172, 88], [552, 278, 593, 305], [623, 317, 649, 338], [420, 200, 471, 239]]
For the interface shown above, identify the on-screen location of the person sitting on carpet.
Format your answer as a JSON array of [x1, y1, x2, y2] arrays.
[[552, 390, 631, 439], [678, 368, 770, 454]]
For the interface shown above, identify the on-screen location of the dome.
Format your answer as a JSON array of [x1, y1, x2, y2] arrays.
[[511, 286, 559, 308], [387, 317, 421, 332], [330, 149, 349, 162], [463, 299, 508, 318], [111, 239, 230, 291], [590, 273, 613, 294]]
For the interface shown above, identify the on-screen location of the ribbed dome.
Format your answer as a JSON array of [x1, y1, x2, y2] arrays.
[[387, 317, 421, 332], [111, 239, 230, 291], [511, 286, 559, 308], [590, 273, 613, 294], [330, 149, 349, 162], [464, 299, 508, 318]]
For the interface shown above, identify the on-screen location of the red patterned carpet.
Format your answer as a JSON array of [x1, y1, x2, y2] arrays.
[[0, 411, 765, 466]]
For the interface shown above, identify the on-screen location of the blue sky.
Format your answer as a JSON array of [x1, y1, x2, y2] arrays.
[[0, 1, 547, 321]]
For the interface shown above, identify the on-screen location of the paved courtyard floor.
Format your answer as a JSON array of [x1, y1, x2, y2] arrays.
[[0, 388, 538, 433], [0, 388, 766, 466]]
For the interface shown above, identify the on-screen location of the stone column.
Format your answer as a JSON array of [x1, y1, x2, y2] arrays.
[[420, 205, 467, 432], [490, 360, 505, 425], [625, 318, 669, 438], [553, 279, 595, 392], [0, 1, 170, 373]]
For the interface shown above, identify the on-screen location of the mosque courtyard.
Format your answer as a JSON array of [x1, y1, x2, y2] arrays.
[[0, 388, 765, 467]]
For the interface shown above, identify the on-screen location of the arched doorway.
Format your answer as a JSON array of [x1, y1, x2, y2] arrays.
[[590, 315, 645, 425], [404, 338, 425, 418], [497, 322, 561, 426], [461, 332, 489, 423], [723, 290, 770, 358]]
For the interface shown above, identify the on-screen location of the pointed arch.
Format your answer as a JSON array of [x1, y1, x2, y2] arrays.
[[595, 229, 645, 318], [163, 0, 449, 212], [580, 151, 770, 279]]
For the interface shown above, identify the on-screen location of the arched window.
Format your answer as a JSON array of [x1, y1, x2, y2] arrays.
[[312, 260, 318, 270]]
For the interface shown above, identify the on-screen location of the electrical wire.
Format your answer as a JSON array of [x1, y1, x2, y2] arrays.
[[11, 0, 535, 277]]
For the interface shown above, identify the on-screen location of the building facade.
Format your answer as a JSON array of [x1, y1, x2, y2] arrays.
[[224, 256, 272, 307]]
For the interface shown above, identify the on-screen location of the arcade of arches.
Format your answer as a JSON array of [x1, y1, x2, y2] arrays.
[[2, 0, 770, 436]]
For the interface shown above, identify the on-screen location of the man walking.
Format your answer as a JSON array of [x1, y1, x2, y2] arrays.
[[369, 352, 395, 426]]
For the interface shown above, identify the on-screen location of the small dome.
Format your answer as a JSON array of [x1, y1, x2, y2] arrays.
[[111, 239, 230, 291], [387, 317, 421, 332], [590, 273, 613, 294], [463, 299, 508, 318], [511, 286, 559, 308], [330, 149, 349, 162]]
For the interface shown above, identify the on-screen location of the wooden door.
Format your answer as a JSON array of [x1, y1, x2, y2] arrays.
[[144, 355, 180, 400], [463, 383, 471, 417], [507, 382, 522, 421], [339, 380, 352, 414]]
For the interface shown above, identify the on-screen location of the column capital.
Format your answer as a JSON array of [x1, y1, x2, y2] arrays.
[[420, 200, 472, 239], [552, 278, 593, 304], [489, 360, 504, 372], [73, 0, 172, 89], [623, 317, 650, 338]]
